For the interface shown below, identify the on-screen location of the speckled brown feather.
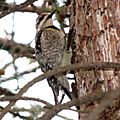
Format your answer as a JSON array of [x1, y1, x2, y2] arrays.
[[35, 12, 71, 104]]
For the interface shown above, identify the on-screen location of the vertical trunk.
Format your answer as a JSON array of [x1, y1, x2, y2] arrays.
[[68, 0, 120, 119]]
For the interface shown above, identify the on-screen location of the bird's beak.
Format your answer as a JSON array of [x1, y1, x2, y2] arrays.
[[46, 9, 56, 20]]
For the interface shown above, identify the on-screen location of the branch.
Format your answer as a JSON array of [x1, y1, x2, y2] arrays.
[[1, 4, 51, 14], [0, 67, 39, 83], [0, 96, 72, 120], [0, 37, 34, 58], [0, 96, 52, 107], [15, 5, 42, 13], [0, 62, 120, 119], [38, 92, 104, 120], [37, 87, 120, 120], [0, 0, 37, 18], [0, 0, 55, 18], [0, 106, 32, 119], [0, 87, 15, 96]]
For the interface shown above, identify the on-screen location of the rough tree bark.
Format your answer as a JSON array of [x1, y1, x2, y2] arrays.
[[0, 0, 120, 119], [68, 0, 120, 119]]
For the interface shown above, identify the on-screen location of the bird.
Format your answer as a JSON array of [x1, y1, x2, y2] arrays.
[[35, 10, 72, 105]]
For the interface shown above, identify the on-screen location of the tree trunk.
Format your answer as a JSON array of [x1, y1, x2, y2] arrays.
[[68, 0, 120, 119]]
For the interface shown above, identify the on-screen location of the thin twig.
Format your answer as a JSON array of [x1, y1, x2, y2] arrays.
[[0, 67, 39, 83], [0, 106, 33, 119], [0, 96, 52, 107]]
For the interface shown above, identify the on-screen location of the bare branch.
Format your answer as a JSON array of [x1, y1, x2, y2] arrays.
[[0, 62, 120, 119], [38, 87, 120, 120], [0, 96, 52, 107], [0, 37, 34, 58], [38, 91, 104, 120], [0, 106, 32, 119], [15, 5, 42, 13], [0, 0, 37, 18], [0, 96, 72, 119], [0, 66, 39, 83], [0, 3, 52, 14]]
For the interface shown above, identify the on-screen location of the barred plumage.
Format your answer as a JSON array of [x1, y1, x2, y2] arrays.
[[35, 11, 71, 104]]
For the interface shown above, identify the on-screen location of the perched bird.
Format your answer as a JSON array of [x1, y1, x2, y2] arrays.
[[35, 10, 72, 104]]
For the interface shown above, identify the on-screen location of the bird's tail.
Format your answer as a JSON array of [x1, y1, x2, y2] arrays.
[[47, 76, 59, 105], [56, 75, 72, 100], [47, 75, 72, 105]]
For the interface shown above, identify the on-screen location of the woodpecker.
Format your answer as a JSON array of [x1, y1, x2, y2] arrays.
[[35, 10, 72, 104]]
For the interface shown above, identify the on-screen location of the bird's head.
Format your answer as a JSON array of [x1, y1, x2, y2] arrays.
[[36, 10, 56, 32]]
